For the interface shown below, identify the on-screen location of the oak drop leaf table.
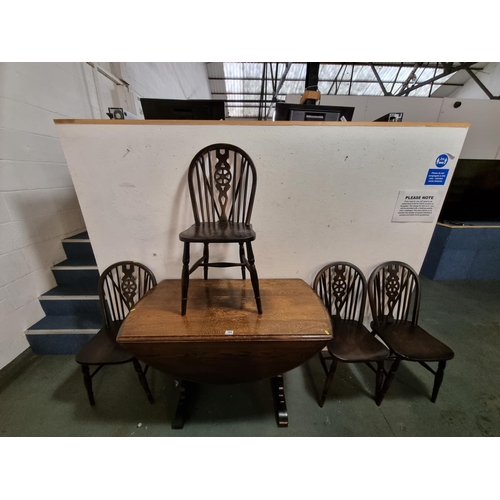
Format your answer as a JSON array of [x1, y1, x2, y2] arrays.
[[117, 279, 332, 428]]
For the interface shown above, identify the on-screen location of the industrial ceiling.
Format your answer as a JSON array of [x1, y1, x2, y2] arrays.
[[206, 62, 488, 119]]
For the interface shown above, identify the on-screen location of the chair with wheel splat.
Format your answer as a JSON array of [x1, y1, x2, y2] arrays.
[[75, 261, 157, 406], [367, 261, 454, 405], [313, 262, 390, 407], [179, 143, 262, 316]]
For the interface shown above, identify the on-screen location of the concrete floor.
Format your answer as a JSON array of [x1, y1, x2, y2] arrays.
[[1, 276, 500, 437]]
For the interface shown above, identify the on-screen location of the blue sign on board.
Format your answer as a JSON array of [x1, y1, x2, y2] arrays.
[[435, 154, 449, 168], [425, 169, 449, 185]]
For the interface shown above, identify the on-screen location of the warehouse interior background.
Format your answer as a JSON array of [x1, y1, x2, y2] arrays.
[[1, 2, 497, 500]]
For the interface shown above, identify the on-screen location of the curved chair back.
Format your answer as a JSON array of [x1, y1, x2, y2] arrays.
[[368, 261, 420, 328], [313, 262, 367, 325], [98, 261, 157, 326], [188, 143, 257, 225]]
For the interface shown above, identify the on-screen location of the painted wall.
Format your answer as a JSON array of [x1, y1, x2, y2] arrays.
[[0, 62, 211, 369], [56, 122, 468, 318], [113, 63, 211, 106], [0, 63, 89, 369], [286, 93, 500, 159]]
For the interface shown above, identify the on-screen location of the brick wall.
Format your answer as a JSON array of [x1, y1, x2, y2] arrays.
[[0, 62, 211, 368]]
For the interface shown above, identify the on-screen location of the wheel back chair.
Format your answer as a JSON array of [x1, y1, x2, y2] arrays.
[[368, 261, 454, 405], [313, 262, 390, 407], [75, 261, 157, 406], [179, 144, 262, 315]]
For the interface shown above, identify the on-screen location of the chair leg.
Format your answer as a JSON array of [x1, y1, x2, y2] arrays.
[[239, 242, 246, 280], [375, 361, 385, 405], [319, 358, 338, 408], [203, 243, 209, 280], [133, 358, 154, 404], [81, 364, 95, 406], [245, 241, 262, 314], [376, 357, 401, 406], [431, 360, 447, 403], [318, 350, 328, 375], [181, 242, 190, 316]]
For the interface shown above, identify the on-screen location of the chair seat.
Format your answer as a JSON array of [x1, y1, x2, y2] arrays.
[[373, 321, 454, 362], [179, 222, 256, 243], [327, 320, 390, 362], [75, 321, 134, 365]]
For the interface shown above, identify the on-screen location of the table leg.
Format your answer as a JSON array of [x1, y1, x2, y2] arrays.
[[271, 375, 288, 427], [172, 380, 193, 429]]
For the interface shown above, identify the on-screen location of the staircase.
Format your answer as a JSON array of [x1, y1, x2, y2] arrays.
[[26, 231, 103, 354]]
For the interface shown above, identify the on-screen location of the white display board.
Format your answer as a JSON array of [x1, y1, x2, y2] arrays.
[[55, 121, 468, 286]]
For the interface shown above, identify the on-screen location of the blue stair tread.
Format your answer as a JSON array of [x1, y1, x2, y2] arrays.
[[42, 284, 98, 297], [26, 333, 96, 355], [29, 315, 102, 331], [53, 257, 97, 267], [65, 231, 89, 240]]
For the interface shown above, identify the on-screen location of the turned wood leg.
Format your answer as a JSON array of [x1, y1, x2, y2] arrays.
[[431, 360, 447, 403], [271, 375, 288, 427], [245, 241, 262, 314], [239, 242, 246, 280], [181, 242, 190, 316], [81, 364, 95, 406], [203, 243, 209, 280], [133, 358, 154, 404], [375, 361, 385, 405], [172, 380, 193, 429], [319, 358, 338, 408], [318, 350, 329, 375], [376, 357, 401, 406]]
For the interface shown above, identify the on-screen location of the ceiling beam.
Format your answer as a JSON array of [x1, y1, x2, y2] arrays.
[[208, 77, 463, 86], [327, 65, 344, 95], [395, 62, 477, 96], [265, 62, 293, 119], [370, 64, 390, 96], [335, 65, 348, 95], [464, 66, 499, 99]]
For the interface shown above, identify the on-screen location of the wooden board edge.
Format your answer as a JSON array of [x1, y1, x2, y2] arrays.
[[116, 333, 332, 344], [53, 119, 471, 128], [437, 222, 500, 229]]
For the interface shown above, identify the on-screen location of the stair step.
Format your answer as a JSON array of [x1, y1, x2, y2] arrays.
[[26, 332, 97, 355], [52, 257, 98, 268], [28, 315, 103, 331], [42, 283, 99, 296], [62, 240, 96, 261], [39, 296, 103, 319], [26, 229, 104, 355], [51, 268, 99, 288]]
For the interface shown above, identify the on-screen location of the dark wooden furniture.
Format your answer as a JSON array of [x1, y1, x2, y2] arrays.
[[313, 262, 390, 407], [368, 261, 454, 405], [179, 144, 262, 316], [75, 261, 157, 406], [117, 279, 332, 428]]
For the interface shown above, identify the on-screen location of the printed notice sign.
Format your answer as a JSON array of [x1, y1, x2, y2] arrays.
[[392, 190, 444, 223], [425, 169, 449, 185], [424, 153, 454, 186]]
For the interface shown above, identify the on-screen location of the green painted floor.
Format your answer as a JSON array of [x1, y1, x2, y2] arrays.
[[1, 277, 500, 437]]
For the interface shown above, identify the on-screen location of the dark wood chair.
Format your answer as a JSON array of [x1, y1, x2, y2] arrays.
[[75, 261, 157, 406], [179, 143, 261, 315], [313, 262, 390, 407], [367, 261, 454, 405]]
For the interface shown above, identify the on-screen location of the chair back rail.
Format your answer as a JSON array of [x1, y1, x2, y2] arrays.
[[188, 144, 257, 225], [368, 261, 420, 327], [98, 261, 157, 326], [313, 262, 367, 324]]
